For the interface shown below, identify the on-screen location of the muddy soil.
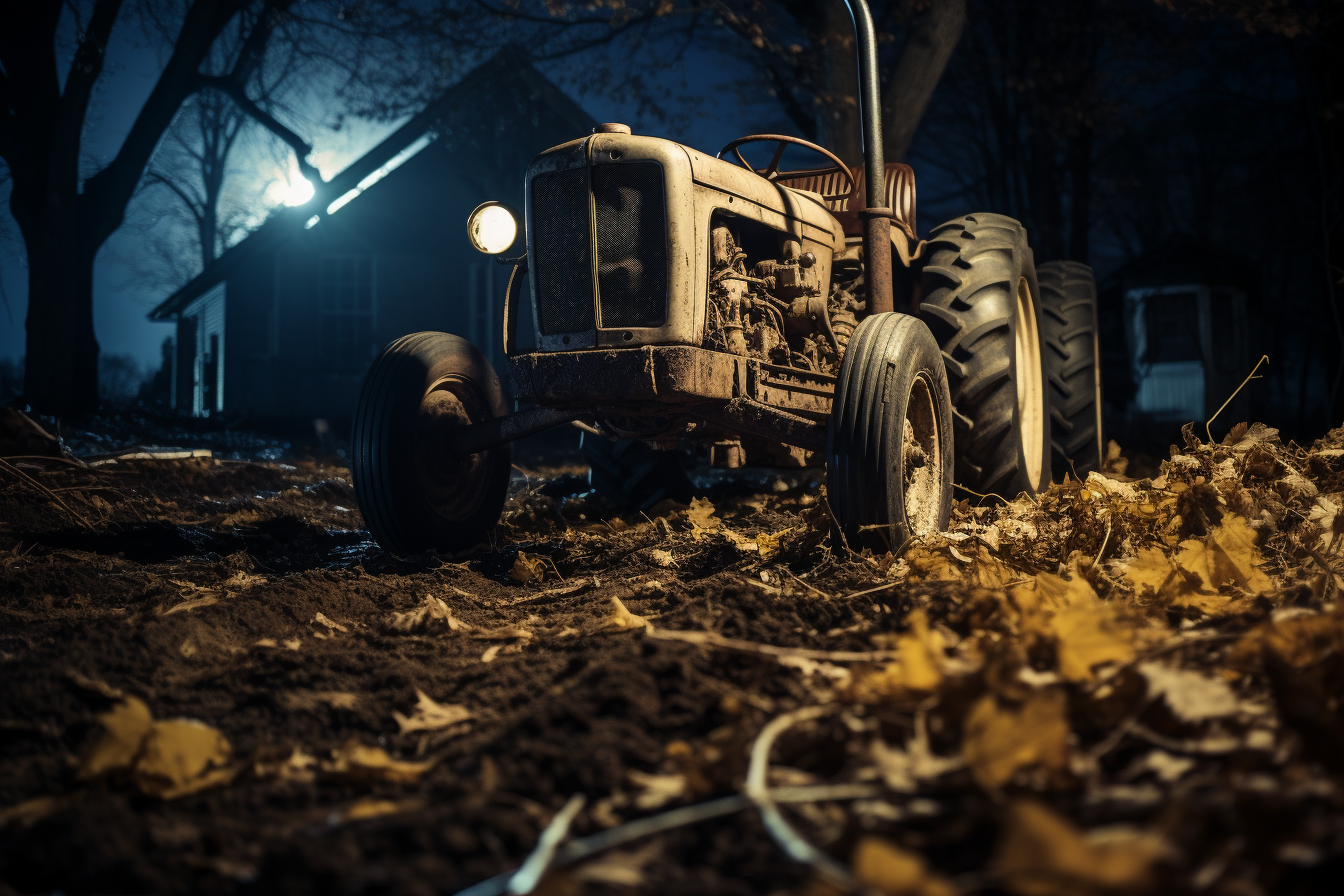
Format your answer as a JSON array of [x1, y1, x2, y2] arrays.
[[1, 418, 1343, 895]]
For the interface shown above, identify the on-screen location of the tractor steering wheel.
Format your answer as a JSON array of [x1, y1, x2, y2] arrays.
[[716, 134, 856, 203]]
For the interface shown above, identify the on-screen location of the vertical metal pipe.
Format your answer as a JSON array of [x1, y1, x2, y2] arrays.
[[843, 0, 895, 314]]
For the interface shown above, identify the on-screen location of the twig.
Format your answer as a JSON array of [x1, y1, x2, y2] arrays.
[[506, 793, 586, 894], [782, 568, 832, 599], [452, 784, 885, 896], [1206, 354, 1269, 443], [0, 457, 96, 530], [649, 628, 898, 663], [745, 704, 855, 887]]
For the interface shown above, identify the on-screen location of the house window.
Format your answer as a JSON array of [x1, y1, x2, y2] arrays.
[[320, 254, 375, 371], [1145, 291, 1201, 363]]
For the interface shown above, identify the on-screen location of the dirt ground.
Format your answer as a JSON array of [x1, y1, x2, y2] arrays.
[[2, 413, 1343, 895]]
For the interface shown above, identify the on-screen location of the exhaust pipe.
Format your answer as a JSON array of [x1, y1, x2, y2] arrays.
[[844, 0, 894, 315]]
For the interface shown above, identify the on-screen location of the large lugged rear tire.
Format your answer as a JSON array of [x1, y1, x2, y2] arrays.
[[1038, 261, 1103, 480], [918, 214, 1051, 498], [828, 312, 954, 552], [352, 332, 512, 557]]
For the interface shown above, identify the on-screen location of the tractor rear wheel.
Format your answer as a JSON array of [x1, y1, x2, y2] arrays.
[[1038, 260, 1104, 479], [828, 312, 954, 551], [918, 214, 1051, 498], [351, 332, 512, 557]]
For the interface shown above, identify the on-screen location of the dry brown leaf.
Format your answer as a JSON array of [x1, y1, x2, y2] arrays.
[[338, 798, 425, 823], [134, 719, 234, 799], [313, 612, 349, 633], [510, 551, 548, 583], [1119, 547, 1177, 597], [79, 697, 153, 780], [755, 528, 792, 560], [602, 596, 652, 632], [686, 496, 720, 541], [963, 689, 1070, 790], [324, 742, 434, 784], [993, 800, 1166, 896], [0, 795, 71, 829], [1035, 571, 1135, 682], [852, 836, 956, 896], [279, 690, 359, 711], [861, 610, 944, 697], [384, 595, 471, 634], [392, 688, 472, 734], [649, 548, 677, 567]]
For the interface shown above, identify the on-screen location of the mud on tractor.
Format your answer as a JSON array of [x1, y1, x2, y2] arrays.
[[350, 0, 1104, 558]]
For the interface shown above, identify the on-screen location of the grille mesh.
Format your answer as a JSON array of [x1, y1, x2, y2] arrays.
[[593, 164, 667, 329], [531, 168, 594, 335]]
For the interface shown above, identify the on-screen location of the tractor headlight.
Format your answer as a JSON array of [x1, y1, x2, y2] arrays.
[[467, 202, 519, 255]]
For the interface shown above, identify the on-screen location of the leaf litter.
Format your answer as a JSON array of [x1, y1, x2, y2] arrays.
[[2, 416, 1344, 892]]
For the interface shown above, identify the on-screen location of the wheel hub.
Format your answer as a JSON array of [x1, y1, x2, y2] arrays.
[[1015, 276, 1045, 491], [902, 372, 943, 536]]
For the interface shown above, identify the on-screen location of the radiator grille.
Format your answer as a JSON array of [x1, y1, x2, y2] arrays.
[[531, 168, 594, 335], [593, 164, 667, 329]]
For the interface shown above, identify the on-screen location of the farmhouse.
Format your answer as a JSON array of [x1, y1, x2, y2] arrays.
[[148, 50, 593, 420]]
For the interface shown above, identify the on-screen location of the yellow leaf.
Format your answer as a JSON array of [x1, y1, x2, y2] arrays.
[[392, 689, 472, 734], [510, 551, 548, 584], [1206, 514, 1275, 593], [963, 689, 1069, 791], [1119, 547, 1176, 597], [872, 610, 944, 696], [852, 836, 956, 896], [650, 548, 677, 567], [756, 528, 793, 561], [79, 697, 153, 780], [993, 800, 1165, 896], [133, 719, 234, 799], [686, 497, 720, 540], [602, 596, 652, 631], [324, 742, 435, 784], [1035, 569, 1135, 682]]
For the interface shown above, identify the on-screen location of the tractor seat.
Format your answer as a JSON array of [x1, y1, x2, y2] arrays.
[[776, 162, 917, 241]]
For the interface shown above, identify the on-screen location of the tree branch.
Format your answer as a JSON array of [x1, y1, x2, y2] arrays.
[[144, 169, 205, 222], [195, 74, 320, 184]]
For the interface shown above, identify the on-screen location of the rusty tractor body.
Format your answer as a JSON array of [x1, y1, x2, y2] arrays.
[[350, 0, 1104, 557]]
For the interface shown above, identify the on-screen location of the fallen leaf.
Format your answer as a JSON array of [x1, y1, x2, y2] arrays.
[[993, 800, 1166, 896], [1138, 662, 1240, 723], [852, 836, 956, 896], [282, 639, 301, 651], [279, 691, 359, 712], [859, 610, 944, 698], [686, 497, 720, 541], [324, 742, 434, 784], [510, 551, 547, 583], [756, 528, 792, 560], [160, 594, 220, 615], [392, 689, 472, 734], [384, 595, 471, 634], [1032, 569, 1135, 682], [133, 719, 234, 799], [602, 596, 652, 631], [79, 697, 153, 780], [650, 548, 677, 567], [0, 795, 71, 829], [963, 689, 1070, 790], [313, 612, 349, 633], [338, 798, 425, 823]]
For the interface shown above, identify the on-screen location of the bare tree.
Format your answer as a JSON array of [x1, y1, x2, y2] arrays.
[[0, 0, 428, 415]]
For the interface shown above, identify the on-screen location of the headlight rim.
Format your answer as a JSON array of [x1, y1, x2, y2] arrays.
[[467, 200, 520, 255]]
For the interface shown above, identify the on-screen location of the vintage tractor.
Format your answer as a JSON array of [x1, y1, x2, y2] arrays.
[[350, 0, 1104, 557]]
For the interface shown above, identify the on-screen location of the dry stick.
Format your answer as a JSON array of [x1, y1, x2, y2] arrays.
[[0, 457, 95, 530], [452, 784, 885, 896], [745, 704, 856, 888], [782, 567, 832, 599], [649, 628, 898, 663], [506, 793, 586, 895], [1206, 354, 1269, 444]]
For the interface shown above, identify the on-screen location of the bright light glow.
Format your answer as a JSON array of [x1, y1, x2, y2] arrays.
[[279, 176, 315, 206], [468, 203, 518, 254]]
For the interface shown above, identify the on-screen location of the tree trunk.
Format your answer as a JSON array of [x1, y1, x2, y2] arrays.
[[819, 0, 862, 166], [23, 229, 100, 416], [882, 0, 968, 163]]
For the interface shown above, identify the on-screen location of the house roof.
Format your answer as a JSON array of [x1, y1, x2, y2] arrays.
[[148, 49, 593, 320]]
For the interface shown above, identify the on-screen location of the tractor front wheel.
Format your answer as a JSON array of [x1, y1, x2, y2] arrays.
[[828, 312, 954, 551], [351, 332, 512, 557]]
